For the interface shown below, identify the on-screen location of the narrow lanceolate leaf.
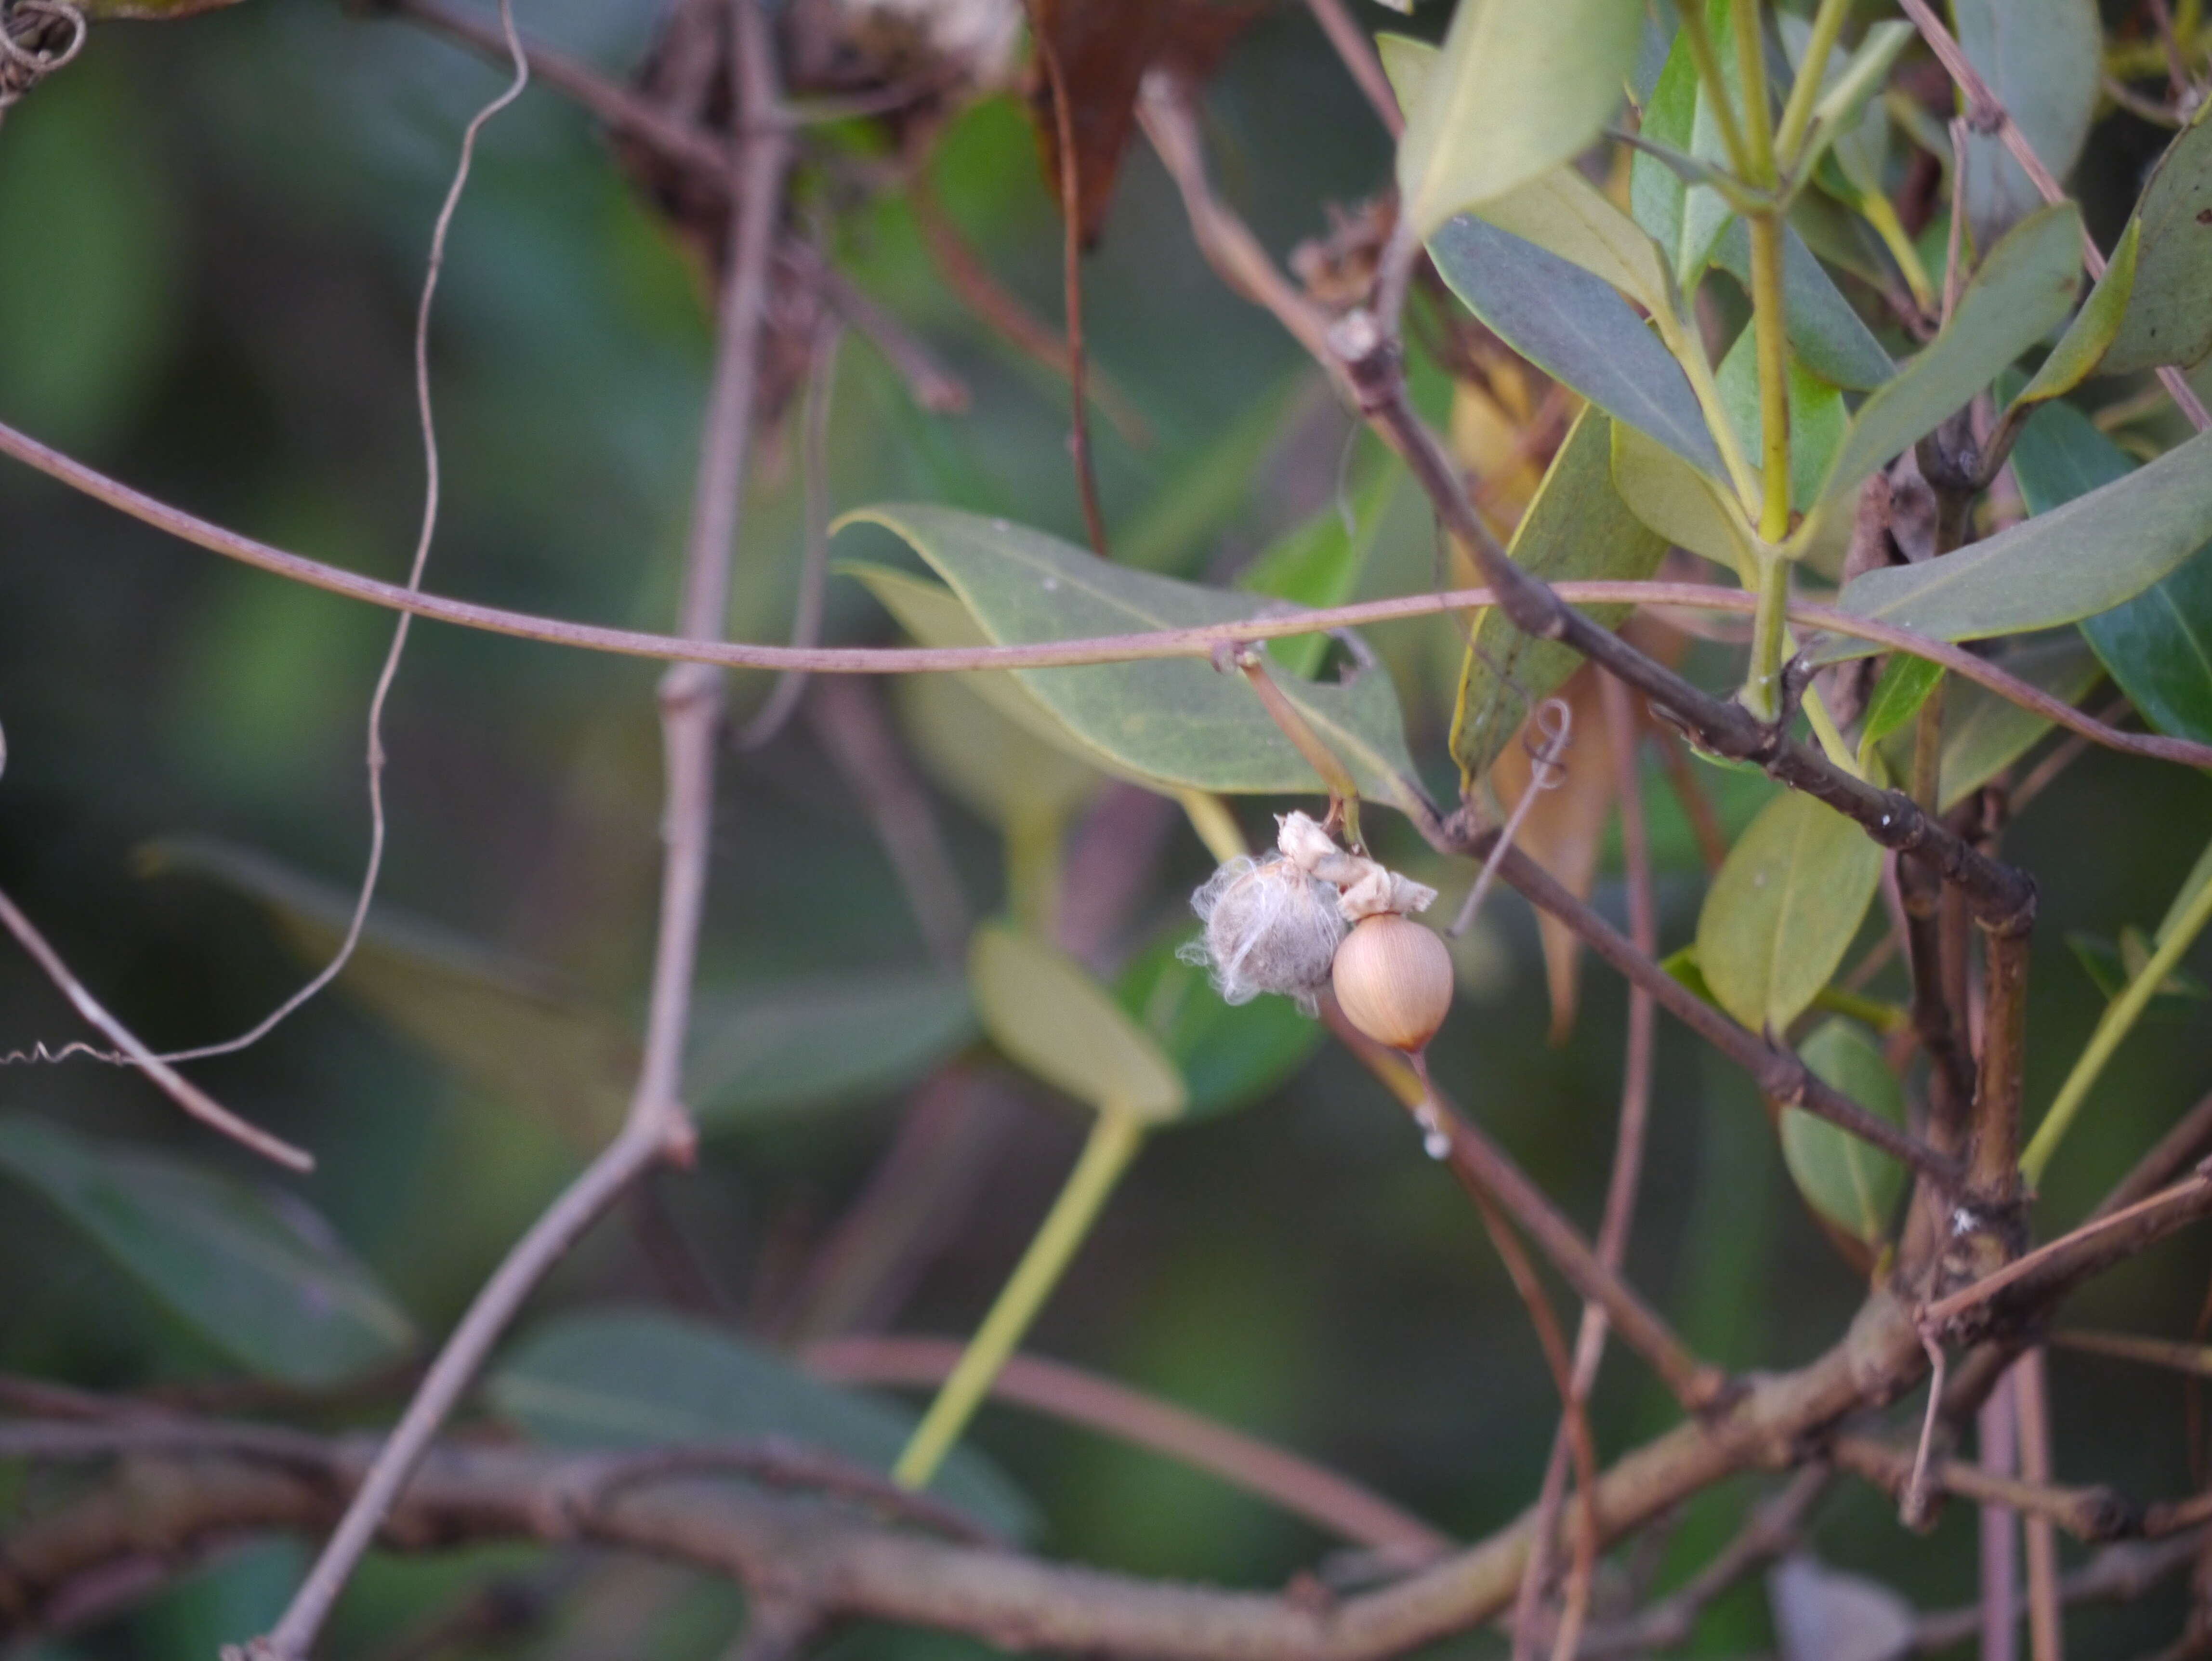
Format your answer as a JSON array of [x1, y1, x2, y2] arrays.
[[1790, 22, 1914, 190], [1780, 1019, 1908, 1249], [1396, 0, 1642, 237], [1430, 212, 1722, 475], [1629, 1, 1736, 285], [1823, 424, 2212, 660], [687, 973, 975, 1130], [0, 1115, 414, 1384], [1951, 0, 2100, 248], [1809, 204, 2082, 512], [1117, 935, 1321, 1121], [2013, 221, 2141, 409], [970, 923, 1186, 1123], [1716, 332, 1846, 512], [2101, 103, 2212, 374], [488, 1309, 1034, 1541], [1858, 656, 1944, 754], [1473, 165, 1674, 315], [1713, 220, 1896, 392], [1695, 791, 1883, 1035], [1451, 410, 1668, 783], [1610, 421, 1758, 572], [838, 507, 1431, 817], [2008, 402, 2212, 744]]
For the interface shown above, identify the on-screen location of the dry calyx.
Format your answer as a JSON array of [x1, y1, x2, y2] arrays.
[[1184, 811, 1454, 1053]]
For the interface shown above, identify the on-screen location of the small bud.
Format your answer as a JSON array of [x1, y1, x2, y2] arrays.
[[1331, 913, 1454, 1052], [1181, 855, 1347, 1014]]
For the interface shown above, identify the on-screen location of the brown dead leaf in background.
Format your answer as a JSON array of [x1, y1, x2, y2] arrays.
[[1027, 0, 1264, 246], [1490, 665, 1618, 1044]]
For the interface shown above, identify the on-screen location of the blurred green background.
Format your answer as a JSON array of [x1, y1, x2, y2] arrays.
[[1, 2, 2210, 1655]]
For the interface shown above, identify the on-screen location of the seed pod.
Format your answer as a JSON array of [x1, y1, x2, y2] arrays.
[[1331, 912, 1454, 1052], [1181, 855, 1346, 1014]]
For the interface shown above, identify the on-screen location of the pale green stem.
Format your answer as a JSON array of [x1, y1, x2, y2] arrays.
[[1177, 790, 1251, 865], [1742, 550, 1791, 722], [1747, 214, 1793, 545], [2020, 865, 2212, 1185], [1801, 681, 1858, 774], [1672, 0, 1752, 176], [1773, 0, 1852, 168], [1862, 192, 1937, 312], [1657, 309, 1765, 521], [893, 1108, 1148, 1489]]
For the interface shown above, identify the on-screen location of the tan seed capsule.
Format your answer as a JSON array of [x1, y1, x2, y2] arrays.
[[1331, 913, 1454, 1052]]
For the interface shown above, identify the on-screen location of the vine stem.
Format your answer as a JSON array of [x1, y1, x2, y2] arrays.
[[2021, 857, 2212, 1184], [893, 1108, 1147, 1489]]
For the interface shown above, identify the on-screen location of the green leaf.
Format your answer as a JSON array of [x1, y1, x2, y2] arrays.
[[1781, 1019, 1908, 1248], [1628, 1, 1737, 285], [1429, 211, 1723, 475], [1451, 410, 1670, 782], [895, 670, 1102, 831], [1117, 935, 1322, 1121], [1808, 203, 2083, 512], [1951, 0, 2100, 248], [0, 1115, 414, 1384], [687, 973, 975, 1130], [142, 838, 634, 1146], [2013, 221, 2141, 409], [1374, 32, 1435, 116], [1396, 0, 1643, 237], [1712, 219, 1897, 392], [1695, 791, 1883, 1034], [1659, 943, 1720, 1005], [1610, 420, 1758, 570], [1791, 23, 1915, 190], [1822, 423, 2212, 657], [837, 506, 1430, 816], [487, 1309, 1034, 1541], [1932, 631, 2103, 811], [2102, 104, 2212, 374], [1475, 165, 1675, 315], [2008, 399, 2212, 744], [1715, 332, 1846, 511], [969, 923, 1186, 1123], [1237, 458, 1398, 679], [1858, 655, 1944, 754]]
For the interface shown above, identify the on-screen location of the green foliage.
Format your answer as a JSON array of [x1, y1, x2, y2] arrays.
[[1394, 0, 1643, 237], [0, 1115, 414, 1384], [2013, 221, 2141, 410], [1780, 1019, 1907, 1250], [1710, 220, 1896, 392], [1236, 457, 1399, 680], [1428, 214, 1722, 473], [840, 505, 1428, 813], [2091, 98, 2212, 374], [1856, 656, 1944, 759], [1630, 0, 1738, 286], [1610, 420, 1756, 569], [1808, 204, 2082, 515], [969, 923, 1186, 1124], [1714, 333, 1844, 511], [1450, 409, 1668, 783], [1695, 791, 1883, 1035], [2009, 400, 2212, 743], [1826, 424, 2212, 654], [1950, 0, 2100, 247], [487, 1309, 1035, 1540], [1931, 633, 2103, 812]]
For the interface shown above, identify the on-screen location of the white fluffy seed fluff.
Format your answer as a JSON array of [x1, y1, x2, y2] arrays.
[[1179, 856, 1347, 1014]]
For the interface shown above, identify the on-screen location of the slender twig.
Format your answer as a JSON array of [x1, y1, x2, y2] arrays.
[[1028, 13, 1107, 557], [1302, 0, 1402, 135], [1574, 1468, 1832, 1657], [805, 1335, 1450, 1559], [2049, 1327, 2212, 1379], [1451, 699, 1570, 937], [240, 4, 789, 1652], [2015, 1348, 2065, 1661], [735, 322, 844, 748], [6, 409, 2210, 770], [787, 247, 969, 415], [1832, 1433, 2142, 1542], [1913, 1533, 2209, 1654], [1325, 1006, 1729, 1413], [2090, 1091, 2212, 1221], [1514, 680, 1655, 1657], [0, 886, 310, 1170], [1981, 1366, 2022, 1661]]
